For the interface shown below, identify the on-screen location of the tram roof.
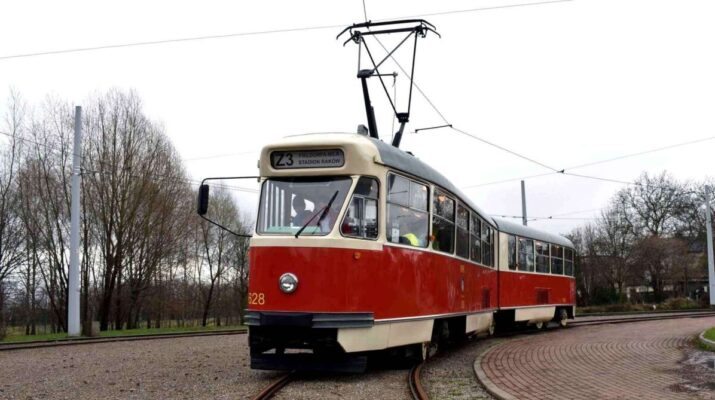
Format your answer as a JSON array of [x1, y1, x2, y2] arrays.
[[277, 132, 495, 226], [369, 136, 496, 226], [493, 217, 574, 248]]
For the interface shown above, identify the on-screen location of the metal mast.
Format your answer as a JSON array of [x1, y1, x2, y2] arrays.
[[705, 187, 714, 306], [68, 106, 82, 336]]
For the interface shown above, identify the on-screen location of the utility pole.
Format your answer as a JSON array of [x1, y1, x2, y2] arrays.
[[68, 106, 82, 336], [521, 180, 527, 226], [705, 187, 714, 307]]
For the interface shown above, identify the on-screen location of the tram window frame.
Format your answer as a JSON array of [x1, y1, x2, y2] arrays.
[[431, 188, 456, 254], [535, 241, 550, 273], [470, 214, 482, 263], [551, 244, 564, 275], [564, 248, 574, 276], [456, 203, 470, 259], [508, 235, 517, 270], [340, 177, 379, 240], [256, 176, 353, 236], [518, 237, 535, 272], [481, 223, 493, 267], [386, 172, 429, 248]]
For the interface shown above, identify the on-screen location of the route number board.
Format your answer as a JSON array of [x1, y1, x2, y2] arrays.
[[271, 149, 345, 169]]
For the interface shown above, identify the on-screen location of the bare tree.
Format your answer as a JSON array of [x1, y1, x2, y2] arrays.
[[2, 89, 256, 336], [618, 172, 690, 237], [630, 237, 688, 302], [0, 90, 26, 338], [595, 205, 635, 297], [198, 189, 242, 327]]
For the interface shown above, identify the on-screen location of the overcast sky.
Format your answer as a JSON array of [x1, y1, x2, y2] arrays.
[[1, 0, 713, 235]]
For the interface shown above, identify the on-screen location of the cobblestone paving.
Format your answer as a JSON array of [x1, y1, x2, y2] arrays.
[[478, 317, 715, 400]]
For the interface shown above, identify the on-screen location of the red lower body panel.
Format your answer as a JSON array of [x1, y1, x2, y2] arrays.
[[248, 245, 497, 320], [498, 271, 576, 308]]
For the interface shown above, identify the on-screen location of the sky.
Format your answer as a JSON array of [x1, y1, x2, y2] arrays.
[[1, 0, 714, 235]]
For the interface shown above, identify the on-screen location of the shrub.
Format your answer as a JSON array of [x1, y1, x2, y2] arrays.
[[660, 297, 700, 310]]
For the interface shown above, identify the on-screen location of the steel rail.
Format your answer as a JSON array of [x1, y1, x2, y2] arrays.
[[408, 362, 429, 400], [569, 311, 715, 328], [578, 308, 715, 318], [0, 328, 247, 352], [251, 372, 295, 400]]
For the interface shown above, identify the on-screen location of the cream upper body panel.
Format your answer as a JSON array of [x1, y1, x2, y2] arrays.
[[251, 132, 573, 261], [258, 133, 387, 179], [253, 133, 387, 250]]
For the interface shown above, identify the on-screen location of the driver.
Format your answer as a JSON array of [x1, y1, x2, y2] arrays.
[[292, 195, 312, 226]]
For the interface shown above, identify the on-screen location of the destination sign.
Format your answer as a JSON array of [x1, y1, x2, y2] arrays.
[[270, 149, 345, 169]]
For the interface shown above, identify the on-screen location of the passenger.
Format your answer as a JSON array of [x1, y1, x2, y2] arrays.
[[399, 217, 425, 247], [292, 195, 312, 226]]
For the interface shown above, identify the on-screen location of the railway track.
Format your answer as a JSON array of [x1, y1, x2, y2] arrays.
[[408, 362, 429, 400], [0, 328, 247, 351], [7, 311, 714, 399], [250, 365, 430, 400], [251, 372, 295, 400], [570, 310, 715, 328]]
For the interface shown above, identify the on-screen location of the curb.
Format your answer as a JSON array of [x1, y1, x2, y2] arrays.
[[472, 340, 517, 400], [699, 330, 715, 350]]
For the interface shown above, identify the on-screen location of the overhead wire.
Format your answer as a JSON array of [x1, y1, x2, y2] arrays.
[[461, 134, 715, 188], [0, 0, 574, 62], [2, 130, 260, 194], [450, 127, 561, 172], [182, 150, 257, 162], [7, 0, 665, 208], [367, 23, 559, 173], [562, 135, 715, 171], [395, 0, 573, 19], [0, 24, 344, 61]]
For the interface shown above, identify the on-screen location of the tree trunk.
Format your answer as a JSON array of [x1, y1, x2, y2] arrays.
[[0, 281, 6, 340], [202, 280, 216, 327]]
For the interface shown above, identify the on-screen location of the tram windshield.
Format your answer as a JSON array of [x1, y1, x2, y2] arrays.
[[257, 177, 352, 236]]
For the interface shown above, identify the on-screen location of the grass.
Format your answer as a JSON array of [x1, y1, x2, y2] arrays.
[[704, 327, 715, 342], [1, 324, 245, 344]]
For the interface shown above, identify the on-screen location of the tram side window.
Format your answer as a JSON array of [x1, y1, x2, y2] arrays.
[[564, 248, 574, 276], [508, 235, 517, 270], [456, 204, 470, 259], [551, 244, 564, 275], [386, 173, 428, 247], [518, 237, 535, 272], [470, 214, 482, 263], [432, 188, 455, 254], [535, 241, 550, 273], [482, 223, 493, 267], [341, 177, 379, 239]]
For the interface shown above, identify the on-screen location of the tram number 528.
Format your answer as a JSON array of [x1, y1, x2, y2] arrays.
[[248, 292, 265, 305]]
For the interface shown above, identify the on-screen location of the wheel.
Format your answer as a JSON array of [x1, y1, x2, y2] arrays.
[[557, 308, 568, 328], [488, 319, 496, 336], [534, 321, 544, 330], [406, 342, 431, 364]]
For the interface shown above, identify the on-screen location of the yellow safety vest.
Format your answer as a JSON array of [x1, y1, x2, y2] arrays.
[[401, 233, 419, 246]]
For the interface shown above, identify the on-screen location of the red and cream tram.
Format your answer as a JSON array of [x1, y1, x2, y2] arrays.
[[237, 132, 576, 372]]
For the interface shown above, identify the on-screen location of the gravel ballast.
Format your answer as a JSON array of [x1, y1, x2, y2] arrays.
[[0, 334, 281, 400]]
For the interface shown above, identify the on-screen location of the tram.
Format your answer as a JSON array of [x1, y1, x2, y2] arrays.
[[196, 19, 576, 372], [221, 132, 575, 372]]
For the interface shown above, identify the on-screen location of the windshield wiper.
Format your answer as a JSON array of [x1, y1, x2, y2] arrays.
[[295, 190, 339, 238]]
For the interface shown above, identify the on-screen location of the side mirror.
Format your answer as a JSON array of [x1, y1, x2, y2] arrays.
[[197, 184, 209, 216]]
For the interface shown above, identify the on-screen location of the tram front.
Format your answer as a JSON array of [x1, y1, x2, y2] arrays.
[[245, 133, 386, 372]]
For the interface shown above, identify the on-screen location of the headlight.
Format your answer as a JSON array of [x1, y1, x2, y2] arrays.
[[279, 273, 298, 294]]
